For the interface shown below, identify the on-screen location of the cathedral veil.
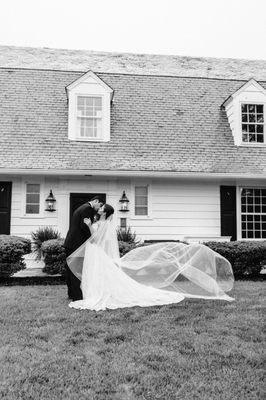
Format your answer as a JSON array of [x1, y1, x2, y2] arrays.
[[67, 219, 234, 302]]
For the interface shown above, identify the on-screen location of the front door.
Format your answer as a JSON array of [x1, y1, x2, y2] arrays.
[[0, 182, 12, 234], [69, 193, 106, 222]]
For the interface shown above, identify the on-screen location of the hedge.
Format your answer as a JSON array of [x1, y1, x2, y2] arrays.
[[0, 235, 31, 277], [204, 240, 266, 278], [41, 238, 266, 279], [41, 239, 66, 275]]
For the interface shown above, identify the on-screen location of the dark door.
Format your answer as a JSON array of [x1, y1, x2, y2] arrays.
[[69, 193, 106, 222], [220, 186, 237, 241], [0, 182, 12, 234]]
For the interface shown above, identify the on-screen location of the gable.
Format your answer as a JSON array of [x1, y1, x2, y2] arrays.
[[222, 79, 266, 146]]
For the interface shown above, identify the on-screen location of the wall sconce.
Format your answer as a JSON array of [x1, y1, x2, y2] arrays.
[[45, 189, 56, 212], [119, 190, 129, 212]]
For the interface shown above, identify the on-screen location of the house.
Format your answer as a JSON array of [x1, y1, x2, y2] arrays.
[[0, 45, 265, 243]]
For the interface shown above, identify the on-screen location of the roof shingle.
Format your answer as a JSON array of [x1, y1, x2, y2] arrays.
[[0, 67, 265, 175]]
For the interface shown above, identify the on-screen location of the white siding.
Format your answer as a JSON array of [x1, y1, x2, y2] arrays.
[[128, 180, 220, 240], [5, 174, 264, 242]]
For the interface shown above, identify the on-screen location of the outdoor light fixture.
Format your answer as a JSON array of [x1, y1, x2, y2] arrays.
[[119, 190, 129, 212], [45, 189, 56, 212]]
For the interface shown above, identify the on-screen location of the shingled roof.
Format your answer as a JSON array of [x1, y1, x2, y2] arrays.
[[0, 45, 266, 80], [0, 46, 266, 176]]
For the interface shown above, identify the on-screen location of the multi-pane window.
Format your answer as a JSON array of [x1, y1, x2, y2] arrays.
[[77, 96, 102, 139], [241, 104, 264, 143], [135, 186, 148, 216], [241, 188, 266, 239], [26, 184, 40, 214]]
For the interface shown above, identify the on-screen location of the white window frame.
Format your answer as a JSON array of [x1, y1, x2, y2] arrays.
[[237, 186, 266, 241], [131, 182, 153, 220], [239, 102, 266, 146], [21, 180, 44, 218], [75, 94, 104, 141]]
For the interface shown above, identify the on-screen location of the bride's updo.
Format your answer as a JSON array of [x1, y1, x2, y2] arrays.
[[104, 204, 114, 220]]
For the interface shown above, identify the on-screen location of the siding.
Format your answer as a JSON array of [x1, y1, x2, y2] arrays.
[[4, 174, 265, 242]]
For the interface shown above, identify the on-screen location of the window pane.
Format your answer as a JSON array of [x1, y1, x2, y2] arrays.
[[136, 196, 148, 206], [242, 104, 247, 112], [256, 105, 263, 113], [27, 184, 40, 194], [248, 105, 255, 113], [135, 207, 148, 216], [26, 204, 40, 214], [26, 193, 40, 203], [257, 114, 264, 123], [135, 187, 148, 196]]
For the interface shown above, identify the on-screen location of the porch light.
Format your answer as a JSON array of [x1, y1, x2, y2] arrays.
[[45, 190, 56, 212], [119, 191, 129, 212]]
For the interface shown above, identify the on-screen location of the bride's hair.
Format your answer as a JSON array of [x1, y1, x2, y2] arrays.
[[104, 204, 114, 220]]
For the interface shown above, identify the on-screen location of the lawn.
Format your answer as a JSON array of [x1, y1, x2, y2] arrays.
[[0, 281, 264, 400]]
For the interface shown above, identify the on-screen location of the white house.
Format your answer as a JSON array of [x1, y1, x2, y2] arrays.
[[0, 46, 265, 242]]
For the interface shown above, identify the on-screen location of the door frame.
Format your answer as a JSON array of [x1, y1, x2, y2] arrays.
[[69, 193, 106, 223], [0, 181, 12, 235]]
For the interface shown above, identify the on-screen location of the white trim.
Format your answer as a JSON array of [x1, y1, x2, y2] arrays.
[[130, 181, 153, 220], [1, 169, 265, 180], [237, 185, 266, 241], [75, 94, 104, 141], [21, 179, 45, 218], [224, 79, 266, 146], [239, 101, 266, 146], [67, 72, 112, 143], [66, 70, 113, 97]]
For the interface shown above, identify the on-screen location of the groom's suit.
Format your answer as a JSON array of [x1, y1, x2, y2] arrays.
[[64, 202, 96, 300]]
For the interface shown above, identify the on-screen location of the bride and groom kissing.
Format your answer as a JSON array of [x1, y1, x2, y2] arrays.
[[64, 196, 234, 312]]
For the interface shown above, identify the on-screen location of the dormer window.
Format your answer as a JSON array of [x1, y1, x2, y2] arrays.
[[241, 104, 264, 143], [66, 71, 113, 142], [222, 79, 266, 146]]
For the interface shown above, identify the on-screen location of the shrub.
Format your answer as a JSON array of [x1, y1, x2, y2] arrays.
[[117, 226, 139, 244], [41, 239, 66, 275], [31, 227, 61, 260], [204, 240, 266, 278], [118, 241, 139, 257], [0, 235, 31, 277]]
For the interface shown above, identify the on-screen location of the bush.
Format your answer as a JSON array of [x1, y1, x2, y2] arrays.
[[117, 226, 139, 244], [0, 235, 31, 277], [118, 241, 139, 257], [204, 240, 266, 278], [41, 239, 66, 275], [31, 227, 61, 260]]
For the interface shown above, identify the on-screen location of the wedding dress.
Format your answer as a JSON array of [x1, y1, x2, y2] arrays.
[[67, 218, 234, 311]]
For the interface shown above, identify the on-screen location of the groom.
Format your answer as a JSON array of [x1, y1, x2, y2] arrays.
[[64, 196, 105, 301]]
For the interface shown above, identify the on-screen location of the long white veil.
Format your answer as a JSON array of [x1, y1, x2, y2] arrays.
[[67, 220, 234, 301]]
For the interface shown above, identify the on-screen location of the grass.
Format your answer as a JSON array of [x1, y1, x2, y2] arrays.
[[0, 281, 264, 400]]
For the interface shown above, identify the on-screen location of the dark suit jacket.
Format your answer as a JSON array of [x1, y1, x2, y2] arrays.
[[64, 203, 96, 256]]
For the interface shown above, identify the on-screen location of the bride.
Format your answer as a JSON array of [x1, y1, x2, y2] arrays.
[[67, 204, 234, 311]]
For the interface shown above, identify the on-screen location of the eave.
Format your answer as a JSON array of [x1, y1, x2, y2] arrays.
[[0, 168, 265, 181]]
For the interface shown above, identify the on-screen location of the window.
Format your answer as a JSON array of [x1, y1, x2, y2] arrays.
[[77, 96, 102, 139], [66, 71, 113, 142], [26, 184, 40, 214], [241, 104, 264, 143], [135, 186, 148, 216], [241, 188, 266, 239]]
